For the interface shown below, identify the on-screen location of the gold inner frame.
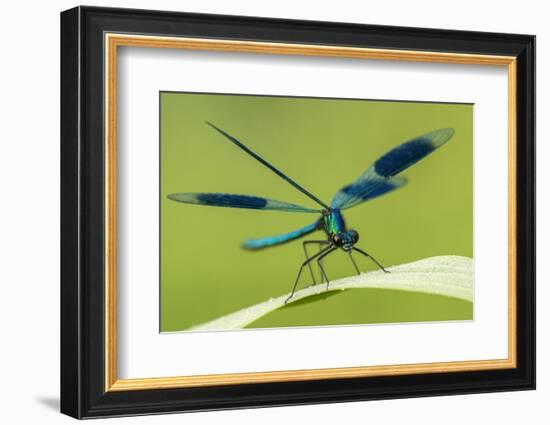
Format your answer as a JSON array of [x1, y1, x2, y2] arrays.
[[104, 33, 518, 392]]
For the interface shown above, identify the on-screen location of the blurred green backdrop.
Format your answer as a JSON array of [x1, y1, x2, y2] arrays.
[[160, 92, 473, 332]]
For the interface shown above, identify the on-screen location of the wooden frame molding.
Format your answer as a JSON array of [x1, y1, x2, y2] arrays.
[[104, 33, 518, 392]]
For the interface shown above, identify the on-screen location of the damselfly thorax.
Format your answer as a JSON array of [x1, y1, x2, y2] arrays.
[[321, 209, 359, 252]]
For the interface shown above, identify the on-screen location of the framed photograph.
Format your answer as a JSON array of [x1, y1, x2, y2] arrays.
[[60, 6, 535, 419]]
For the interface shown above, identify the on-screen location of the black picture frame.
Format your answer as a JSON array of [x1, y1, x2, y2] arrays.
[[60, 5, 535, 419]]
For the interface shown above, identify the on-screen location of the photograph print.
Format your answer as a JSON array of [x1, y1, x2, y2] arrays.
[[160, 92, 473, 332]]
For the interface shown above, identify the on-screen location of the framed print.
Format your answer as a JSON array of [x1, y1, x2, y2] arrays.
[[60, 6, 535, 419]]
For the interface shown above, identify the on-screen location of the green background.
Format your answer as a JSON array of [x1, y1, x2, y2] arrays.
[[160, 92, 473, 332]]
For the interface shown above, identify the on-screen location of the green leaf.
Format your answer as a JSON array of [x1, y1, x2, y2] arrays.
[[189, 255, 473, 331]]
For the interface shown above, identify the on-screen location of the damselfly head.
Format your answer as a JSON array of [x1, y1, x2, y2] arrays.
[[332, 230, 359, 251]]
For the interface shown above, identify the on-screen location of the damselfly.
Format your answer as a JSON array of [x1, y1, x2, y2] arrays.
[[168, 122, 454, 302]]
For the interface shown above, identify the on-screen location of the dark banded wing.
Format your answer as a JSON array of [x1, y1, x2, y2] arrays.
[[243, 220, 321, 250], [331, 175, 407, 210], [331, 128, 454, 210], [167, 193, 321, 213]]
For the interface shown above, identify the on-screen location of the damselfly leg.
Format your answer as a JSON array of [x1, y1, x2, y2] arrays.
[[286, 245, 333, 304], [352, 247, 390, 273], [316, 246, 337, 289], [348, 252, 361, 275], [302, 240, 330, 286]]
